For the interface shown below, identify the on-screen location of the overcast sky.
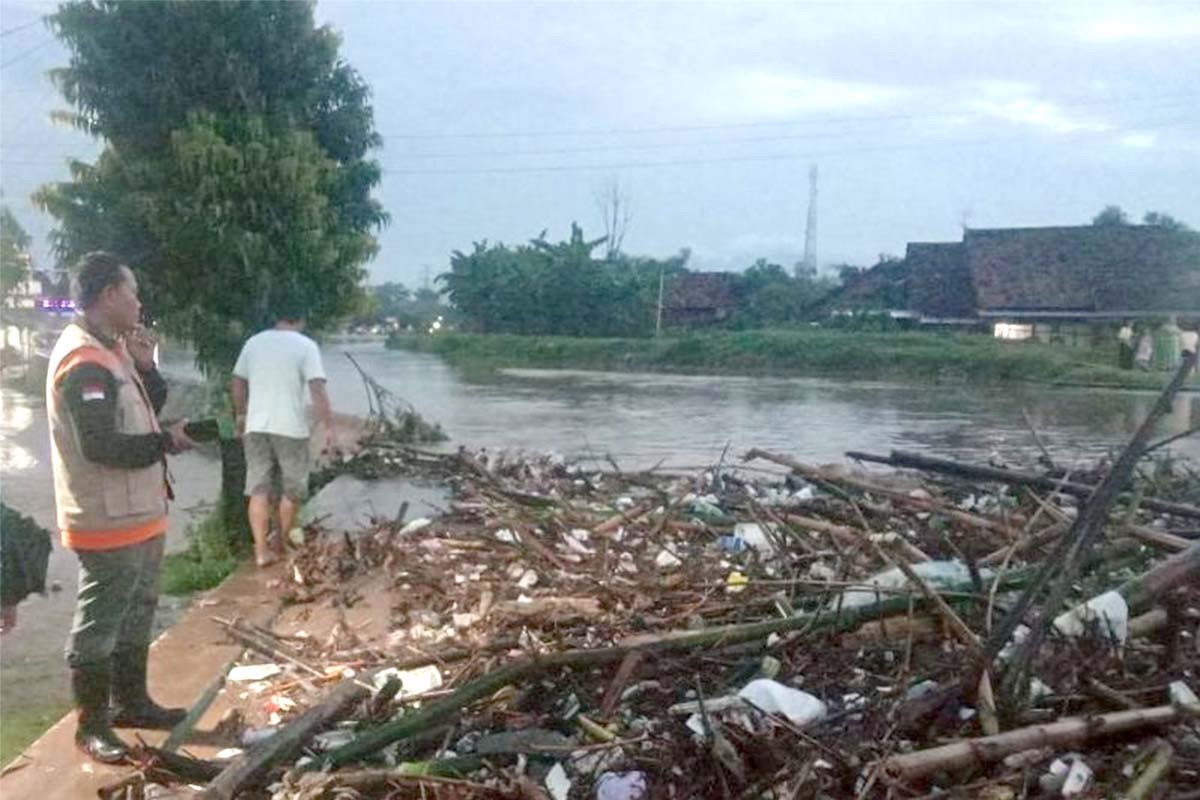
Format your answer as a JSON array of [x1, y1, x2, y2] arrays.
[[2, 1, 1198, 287]]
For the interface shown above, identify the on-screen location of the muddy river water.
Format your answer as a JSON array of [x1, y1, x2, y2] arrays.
[[2, 342, 1197, 758]]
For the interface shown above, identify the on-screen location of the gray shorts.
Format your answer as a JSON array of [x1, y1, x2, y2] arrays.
[[243, 433, 311, 500]]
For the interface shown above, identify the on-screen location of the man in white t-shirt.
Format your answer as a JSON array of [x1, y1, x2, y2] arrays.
[[230, 298, 334, 567]]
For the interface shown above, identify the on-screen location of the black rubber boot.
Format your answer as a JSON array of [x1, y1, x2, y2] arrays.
[[109, 645, 187, 730], [72, 662, 129, 764]]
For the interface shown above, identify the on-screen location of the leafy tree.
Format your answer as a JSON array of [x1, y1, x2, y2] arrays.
[[729, 258, 836, 328], [36, 1, 385, 375], [375, 282, 412, 315], [1143, 211, 1192, 232], [0, 206, 32, 297], [440, 224, 685, 337], [1092, 205, 1129, 227]]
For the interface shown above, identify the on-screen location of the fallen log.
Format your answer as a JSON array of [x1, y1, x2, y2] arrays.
[[202, 676, 371, 800], [745, 448, 1023, 539], [845, 448, 1200, 523], [878, 705, 1179, 781], [1118, 540, 1200, 614]]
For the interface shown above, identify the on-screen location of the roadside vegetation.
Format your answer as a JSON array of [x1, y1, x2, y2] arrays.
[[390, 328, 1196, 390]]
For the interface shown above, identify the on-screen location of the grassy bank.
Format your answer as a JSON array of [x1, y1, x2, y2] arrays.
[[389, 329, 1196, 390]]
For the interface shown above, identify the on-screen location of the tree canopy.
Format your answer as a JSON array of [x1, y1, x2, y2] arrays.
[[1092, 205, 1129, 227], [0, 206, 32, 297], [440, 224, 689, 337], [37, 0, 385, 374]]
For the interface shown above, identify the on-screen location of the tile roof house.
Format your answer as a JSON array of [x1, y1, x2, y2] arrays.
[[905, 242, 975, 322], [663, 272, 739, 327], [963, 225, 1200, 320], [835, 225, 1200, 325]]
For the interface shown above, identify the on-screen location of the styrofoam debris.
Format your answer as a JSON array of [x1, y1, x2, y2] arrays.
[[1052, 590, 1128, 645], [373, 664, 444, 696], [655, 549, 682, 569], [398, 517, 432, 536], [546, 762, 572, 800], [737, 679, 827, 727], [228, 663, 283, 682]]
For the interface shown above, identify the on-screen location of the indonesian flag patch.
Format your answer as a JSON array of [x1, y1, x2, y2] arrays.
[[80, 382, 107, 402]]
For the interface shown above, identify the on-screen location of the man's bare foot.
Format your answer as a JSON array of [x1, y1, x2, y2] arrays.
[[255, 554, 279, 569]]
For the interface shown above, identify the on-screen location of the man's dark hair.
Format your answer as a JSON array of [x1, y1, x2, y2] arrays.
[[73, 251, 128, 309], [270, 288, 308, 324]]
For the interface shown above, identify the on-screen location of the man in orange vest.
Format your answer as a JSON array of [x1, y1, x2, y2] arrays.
[[46, 252, 196, 763]]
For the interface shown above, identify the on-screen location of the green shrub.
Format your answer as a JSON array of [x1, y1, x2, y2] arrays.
[[160, 512, 241, 595]]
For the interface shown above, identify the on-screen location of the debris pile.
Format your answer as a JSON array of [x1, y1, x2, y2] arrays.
[[118, 437, 1200, 799], [104, 353, 1200, 799]]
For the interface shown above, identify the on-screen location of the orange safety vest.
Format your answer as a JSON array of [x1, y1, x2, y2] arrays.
[[46, 323, 169, 550]]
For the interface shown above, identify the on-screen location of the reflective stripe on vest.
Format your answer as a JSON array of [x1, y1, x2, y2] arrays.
[[46, 324, 168, 551]]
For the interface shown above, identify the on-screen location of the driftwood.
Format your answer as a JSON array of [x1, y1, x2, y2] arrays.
[[1118, 540, 1200, 613], [312, 574, 1030, 771], [878, 705, 1179, 781], [745, 449, 1022, 539], [988, 355, 1199, 700], [202, 676, 371, 800], [846, 448, 1200, 522]]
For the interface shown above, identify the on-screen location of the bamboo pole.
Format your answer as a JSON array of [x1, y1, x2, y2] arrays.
[[878, 706, 1178, 781]]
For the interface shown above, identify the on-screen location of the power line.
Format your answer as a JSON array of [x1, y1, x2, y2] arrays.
[[0, 35, 55, 70], [375, 90, 1200, 141], [376, 101, 1196, 161], [0, 18, 42, 38], [3, 115, 1194, 174], [375, 118, 1199, 176]]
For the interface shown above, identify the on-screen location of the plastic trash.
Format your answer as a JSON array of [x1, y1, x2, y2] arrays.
[[837, 560, 993, 610], [733, 522, 777, 556], [398, 517, 432, 536], [1169, 680, 1199, 709], [687, 497, 728, 523], [546, 763, 571, 800], [725, 571, 748, 594], [517, 569, 540, 589], [655, 549, 682, 569], [494, 528, 518, 543], [228, 663, 283, 682], [717, 535, 748, 554], [240, 726, 277, 746], [1061, 757, 1093, 796], [373, 664, 443, 695], [1052, 590, 1128, 645], [595, 770, 648, 800], [737, 679, 827, 728]]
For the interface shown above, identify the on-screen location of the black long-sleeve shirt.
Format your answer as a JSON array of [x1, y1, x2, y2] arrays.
[[59, 361, 173, 469]]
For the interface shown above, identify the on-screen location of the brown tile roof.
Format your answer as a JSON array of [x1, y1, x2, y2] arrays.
[[966, 225, 1200, 313], [905, 242, 974, 319]]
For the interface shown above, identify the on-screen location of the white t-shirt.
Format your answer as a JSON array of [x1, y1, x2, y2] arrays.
[[233, 329, 327, 439]]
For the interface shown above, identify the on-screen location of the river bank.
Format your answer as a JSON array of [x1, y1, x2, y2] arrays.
[[388, 329, 1199, 391]]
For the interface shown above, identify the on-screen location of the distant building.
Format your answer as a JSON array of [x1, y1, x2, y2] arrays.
[[663, 272, 739, 328], [830, 225, 1200, 340]]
